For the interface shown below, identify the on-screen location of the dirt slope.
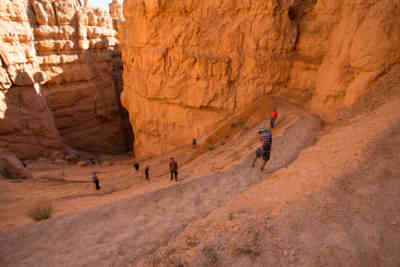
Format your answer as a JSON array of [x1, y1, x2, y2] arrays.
[[0, 105, 320, 267], [2, 97, 399, 267], [136, 99, 400, 267], [0, 99, 305, 231]]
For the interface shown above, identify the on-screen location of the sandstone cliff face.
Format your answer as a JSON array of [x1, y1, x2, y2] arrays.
[[289, 0, 400, 116], [120, 0, 400, 157], [0, 0, 130, 159], [120, 0, 298, 156], [0, 0, 64, 159]]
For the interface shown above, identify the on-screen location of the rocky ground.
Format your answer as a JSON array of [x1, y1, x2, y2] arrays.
[[1, 98, 400, 267]]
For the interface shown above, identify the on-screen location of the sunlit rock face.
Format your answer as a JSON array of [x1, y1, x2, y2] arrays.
[[0, 0, 130, 159], [120, 0, 400, 157], [0, 0, 63, 158], [120, 0, 298, 157], [289, 0, 400, 116], [109, 0, 123, 21]]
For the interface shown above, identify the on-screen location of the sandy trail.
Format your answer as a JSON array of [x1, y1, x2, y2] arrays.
[[136, 99, 400, 267], [0, 105, 320, 267]]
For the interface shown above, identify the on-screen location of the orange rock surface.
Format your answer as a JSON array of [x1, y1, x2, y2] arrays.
[[0, 0, 130, 159], [120, 0, 400, 157]]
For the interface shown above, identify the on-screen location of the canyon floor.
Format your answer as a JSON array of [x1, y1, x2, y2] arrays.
[[1, 98, 400, 267]]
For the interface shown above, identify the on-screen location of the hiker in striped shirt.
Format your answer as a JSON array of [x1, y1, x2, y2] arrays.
[[252, 126, 272, 171]]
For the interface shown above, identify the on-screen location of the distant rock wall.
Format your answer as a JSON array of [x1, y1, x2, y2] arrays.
[[288, 0, 400, 116], [0, 0, 130, 159], [120, 0, 400, 157]]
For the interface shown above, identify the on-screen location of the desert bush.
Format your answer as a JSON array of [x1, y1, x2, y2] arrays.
[[233, 231, 261, 258], [234, 245, 261, 258], [208, 144, 216, 151], [27, 200, 53, 221], [148, 250, 184, 267]]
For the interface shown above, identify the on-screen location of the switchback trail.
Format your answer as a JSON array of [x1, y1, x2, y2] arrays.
[[0, 110, 320, 267]]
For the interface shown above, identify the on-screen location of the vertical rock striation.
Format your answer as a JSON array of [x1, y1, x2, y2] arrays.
[[288, 0, 400, 116], [0, 0, 130, 159], [0, 0, 64, 159]]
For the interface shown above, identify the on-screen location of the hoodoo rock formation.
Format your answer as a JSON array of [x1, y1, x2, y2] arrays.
[[120, 0, 400, 157], [0, 0, 131, 159], [109, 0, 124, 21]]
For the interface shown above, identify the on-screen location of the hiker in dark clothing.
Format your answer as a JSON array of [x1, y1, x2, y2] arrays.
[[133, 162, 139, 171], [145, 166, 150, 181], [288, 5, 296, 20], [252, 126, 272, 171], [270, 109, 278, 129], [169, 157, 178, 182], [92, 172, 101, 190], [192, 138, 197, 149]]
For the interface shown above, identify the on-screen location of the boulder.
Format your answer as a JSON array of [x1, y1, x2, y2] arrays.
[[0, 150, 32, 179]]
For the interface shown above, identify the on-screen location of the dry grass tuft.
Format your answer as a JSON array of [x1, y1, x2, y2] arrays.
[[27, 200, 53, 221]]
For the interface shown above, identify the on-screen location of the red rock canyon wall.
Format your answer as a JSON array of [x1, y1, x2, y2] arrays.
[[120, 0, 400, 157], [0, 0, 131, 159]]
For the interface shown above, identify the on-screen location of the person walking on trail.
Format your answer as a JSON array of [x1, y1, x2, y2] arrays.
[[144, 166, 150, 181], [270, 108, 278, 129], [192, 138, 197, 149], [169, 157, 178, 182], [133, 161, 139, 171], [252, 126, 272, 171], [92, 171, 101, 190]]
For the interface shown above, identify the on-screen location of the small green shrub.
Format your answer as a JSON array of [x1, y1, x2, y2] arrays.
[[234, 246, 261, 257], [208, 144, 216, 151], [220, 140, 226, 145], [233, 231, 261, 258], [27, 201, 53, 221]]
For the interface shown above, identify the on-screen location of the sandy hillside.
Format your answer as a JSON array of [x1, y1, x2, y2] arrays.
[[1, 97, 400, 267], [0, 101, 320, 267], [136, 98, 400, 267], [0, 97, 279, 231]]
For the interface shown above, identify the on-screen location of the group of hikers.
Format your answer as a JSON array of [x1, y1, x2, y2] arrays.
[[133, 162, 150, 180], [91, 108, 278, 190], [132, 157, 178, 182], [91, 157, 179, 190]]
